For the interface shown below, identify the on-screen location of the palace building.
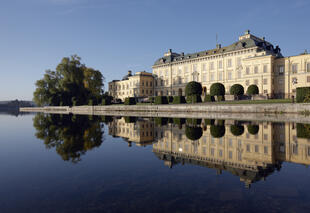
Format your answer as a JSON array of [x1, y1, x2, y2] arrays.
[[108, 70, 154, 101], [152, 30, 310, 98]]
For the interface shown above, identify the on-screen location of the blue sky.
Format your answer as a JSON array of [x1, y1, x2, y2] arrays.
[[0, 0, 309, 100]]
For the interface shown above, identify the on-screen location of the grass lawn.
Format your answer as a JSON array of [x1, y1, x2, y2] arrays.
[[203, 99, 293, 104]]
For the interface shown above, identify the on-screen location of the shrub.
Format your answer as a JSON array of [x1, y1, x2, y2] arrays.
[[88, 99, 93, 106], [230, 84, 244, 97], [210, 125, 226, 138], [204, 94, 215, 102], [124, 97, 136, 105], [297, 123, 310, 138], [210, 83, 225, 97], [124, 116, 137, 123], [204, 119, 215, 125], [173, 118, 186, 125], [230, 125, 244, 136], [216, 120, 225, 126], [246, 84, 259, 95], [71, 97, 77, 106], [185, 126, 203, 141], [217, 96, 225, 102], [186, 94, 202, 103], [186, 118, 202, 126], [247, 124, 259, 135], [102, 97, 111, 105], [168, 96, 174, 103], [185, 81, 202, 96], [172, 96, 186, 104], [155, 96, 168, 104], [149, 96, 155, 103], [296, 87, 310, 103], [154, 117, 168, 126]]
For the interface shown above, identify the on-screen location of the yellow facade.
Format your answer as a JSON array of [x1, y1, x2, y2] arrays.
[[108, 71, 154, 101], [152, 31, 310, 98]]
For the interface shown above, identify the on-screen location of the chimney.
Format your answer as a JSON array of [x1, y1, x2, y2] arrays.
[[245, 29, 250, 35], [216, 44, 222, 49], [168, 49, 172, 53], [128, 70, 132, 75]]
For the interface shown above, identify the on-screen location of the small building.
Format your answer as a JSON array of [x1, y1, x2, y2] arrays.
[[108, 71, 154, 101]]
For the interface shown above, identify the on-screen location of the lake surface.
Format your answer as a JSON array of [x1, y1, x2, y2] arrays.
[[1, 113, 310, 213]]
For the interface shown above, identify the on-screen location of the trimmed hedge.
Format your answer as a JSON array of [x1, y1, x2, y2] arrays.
[[172, 96, 186, 104], [185, 126, 203, 141], [124, 97, 136, 105], [247, 84, 259, 95], [296, 87, 310, 103], [217, 96, 225, 102], [185, 81, 202, 96], [101, 116, 113, 124], [210, 125, 226, 138], [230, 125, 244, 136], [230, 84, 244, 96], [204, 119, 215, 125], [297, 123, 310, 138], [210, 83, 225, 97], [186, 94, 202, 103], [204, 94, 215, 102], [155, 96, 168, 104], [154, 117, 168, 126], [88, 99, 93, 106], [173, 118, 186, 125], [168, 96, 174, 103], [124, 116, 137, 123], [186, 118, 202, 126], [149, 96, 155, 103], [247, 124, 259, 135], [102, 98, 111, 105]]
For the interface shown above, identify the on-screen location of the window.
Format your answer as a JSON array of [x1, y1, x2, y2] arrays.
[[246, 144, 250, 152], [184, 66, 189, 74], [307, 63, 310, 72], [246, 67, 250, 75], [210, 73, 215, 81], [279, 66, 284, 75], [229, 139, 233, 147], [178, 66, 182, 75], [238, 71, 242, 78], [279, 79, 284, 84], [227, 59, 232, 67], [202, 74, 207, 82], [255, 145, 259, 153], [165, 70, 168, 76], [264, 146, 268, 154], [292, 64, 298, 73], [264, 89, 268, 94], [150, 82, 152, 86], [263, 79, 268, 85], [193, 64, 198, 72], [228, 71, 232, 80], [178, 77, 182, 84], [237, 57, 241, 66], [210, 62, 214, 70], [307, 76, 310, 83], [264, 134, 268, 140], [219, 150, 223, 157], [264, 65, 268, 73], [254, 66, 258, 74], [219, 72, 223, 81], [202, 63, 207, 71], [229, 151, 232, 159], [218, 60, 223, 69], [246, 80, 249, 86], [211, 148, 214, 156], [185, 76, 189, 83], [254, 79, 258, 85]]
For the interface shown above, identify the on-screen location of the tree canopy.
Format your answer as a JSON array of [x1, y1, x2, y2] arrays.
[[210, 83, 225, 97], [185, 81, 202, 96], [33, 55, 104, 106], [230, 84, 244, 96], [246, 84, 259, 96]]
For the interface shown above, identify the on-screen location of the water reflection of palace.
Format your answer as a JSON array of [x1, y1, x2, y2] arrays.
[[108, 117, 310, 187], [108, 117, 154, 147]]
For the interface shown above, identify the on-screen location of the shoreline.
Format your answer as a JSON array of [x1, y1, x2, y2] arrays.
[[20, 103, 310, 124]]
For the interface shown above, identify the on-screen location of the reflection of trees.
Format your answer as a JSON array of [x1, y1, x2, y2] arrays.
[[33, 113, 104, 163]]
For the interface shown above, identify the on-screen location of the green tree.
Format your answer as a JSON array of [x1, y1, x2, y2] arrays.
[[246, 84, 259, 96], [210, 83, 225, 100], [33, 55, 104, 106], [230, 84, 244, 99]]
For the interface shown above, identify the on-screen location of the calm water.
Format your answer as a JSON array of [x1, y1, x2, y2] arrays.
[[1, 113, 310, 213]]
